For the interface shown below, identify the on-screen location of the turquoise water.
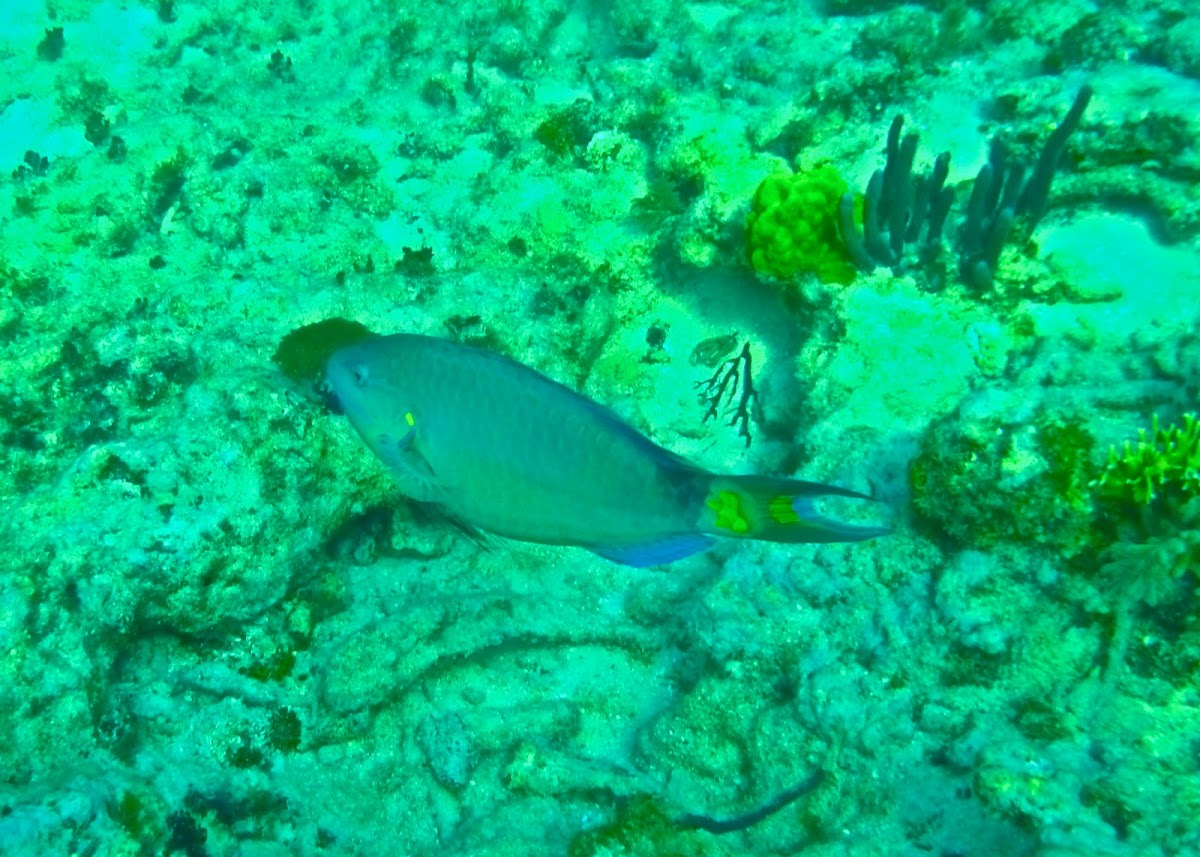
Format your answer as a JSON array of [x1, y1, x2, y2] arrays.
[[2, 1, 1198, 855]]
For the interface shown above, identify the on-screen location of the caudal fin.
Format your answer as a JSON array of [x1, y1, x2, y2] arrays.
[[699, 474, 892, 544]]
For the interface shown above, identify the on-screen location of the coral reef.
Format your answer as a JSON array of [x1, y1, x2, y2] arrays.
[[1, 1, 1198, 856]]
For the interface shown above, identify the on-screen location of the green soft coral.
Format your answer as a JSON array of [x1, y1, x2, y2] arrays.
[[1094, 413, 1200, 506], [745, 164, 856, 285]]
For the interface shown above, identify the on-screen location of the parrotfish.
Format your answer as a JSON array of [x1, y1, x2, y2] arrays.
[[326, 334, 889, 567]]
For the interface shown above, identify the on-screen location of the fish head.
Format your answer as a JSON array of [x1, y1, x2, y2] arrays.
[[325, 341, 409, 454], [326, 338, 442, 500]]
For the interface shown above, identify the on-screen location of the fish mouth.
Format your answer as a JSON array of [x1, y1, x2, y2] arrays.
[[321, 382, 345, 415], [318, 365, 347, 414]]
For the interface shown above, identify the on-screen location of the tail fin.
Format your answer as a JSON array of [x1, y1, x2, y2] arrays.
[[698, 474, 891, 544]]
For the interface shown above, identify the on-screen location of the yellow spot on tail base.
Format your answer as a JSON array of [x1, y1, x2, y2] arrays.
[[706, 489, 750, 534], [404, 411, 416, 427], [769, 495, 800, 524]]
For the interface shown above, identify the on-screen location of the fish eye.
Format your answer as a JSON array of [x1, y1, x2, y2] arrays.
[[351, 364, 369, 386]]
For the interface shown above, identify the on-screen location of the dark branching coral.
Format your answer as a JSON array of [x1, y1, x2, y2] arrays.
[[695, 341, 760, 447], [840, 86, 1093, 290]]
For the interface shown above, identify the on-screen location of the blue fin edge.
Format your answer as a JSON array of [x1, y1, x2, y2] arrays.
[[591, 534, 713, 567]]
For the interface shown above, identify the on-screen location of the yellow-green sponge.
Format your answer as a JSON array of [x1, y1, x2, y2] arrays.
[[745, 164, 856, 285]]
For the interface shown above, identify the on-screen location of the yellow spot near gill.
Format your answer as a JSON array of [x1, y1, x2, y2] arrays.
[[706, 489, 750, 534], [768, 495, 800, 525], [404, 412, 415, 427]]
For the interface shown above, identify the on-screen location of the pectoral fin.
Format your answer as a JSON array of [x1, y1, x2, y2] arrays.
[[375, 428, 442, 500]]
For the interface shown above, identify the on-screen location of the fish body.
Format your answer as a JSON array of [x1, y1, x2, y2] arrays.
[[326, 334, 888, 566]]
